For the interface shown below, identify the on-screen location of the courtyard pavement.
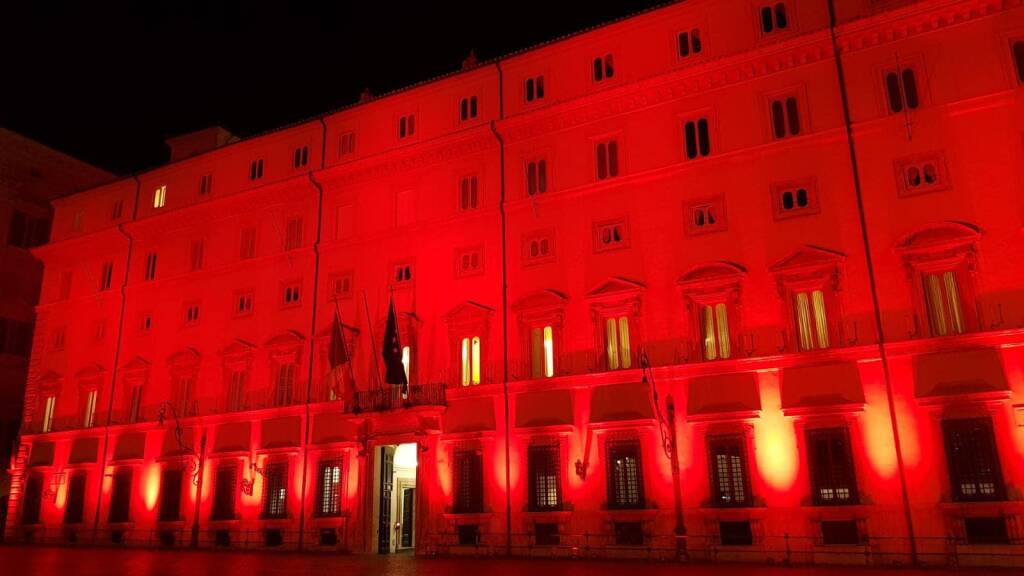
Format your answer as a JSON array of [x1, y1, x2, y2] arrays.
[[0, 546, 1004, 575]]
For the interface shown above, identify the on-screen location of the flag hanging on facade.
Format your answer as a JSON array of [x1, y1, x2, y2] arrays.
[[328, 310, 349, 369], [382, 297, 408, 388]]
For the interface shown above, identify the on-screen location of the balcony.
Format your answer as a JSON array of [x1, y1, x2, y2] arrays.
[[346, 382, 446, 413]]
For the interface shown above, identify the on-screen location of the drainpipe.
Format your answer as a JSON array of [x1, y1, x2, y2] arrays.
[[826, 0, 917, 564], [92, 175, 141, 538], [296, 117, 329, 551], [489, 58, 513, 557]]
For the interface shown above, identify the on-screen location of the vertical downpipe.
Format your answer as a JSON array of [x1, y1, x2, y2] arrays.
[[826, 0, 917, 564], [297, 118, 329, 550], [490, 59, 513, 557], [92, 175, 141, 536]]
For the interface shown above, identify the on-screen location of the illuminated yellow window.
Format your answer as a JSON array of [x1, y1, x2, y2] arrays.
[[402, 345, 411, 383], [153, 185, 166, 209], [604, 316, 632, 370], [531, 325, 555, 379], [461, 336, 481, 386], [83, 389, 98, 428], [42, 395, 56, 433], [794, 290, 830, 350], [701, 303, 731, 360], [924, 271, 964, 337]]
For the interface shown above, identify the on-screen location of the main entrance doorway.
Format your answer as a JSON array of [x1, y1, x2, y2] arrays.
[[374, 443, 417, 554]]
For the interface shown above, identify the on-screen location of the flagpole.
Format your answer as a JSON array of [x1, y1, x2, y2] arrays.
[[363, 290, 383, 389], [333, 298, 357, 405]]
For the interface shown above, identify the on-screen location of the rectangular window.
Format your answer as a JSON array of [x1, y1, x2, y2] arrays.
[[109, 469, 132, 523], [686, 198, 726, 235], [604, 316, 632, 370], [701, 303, 731, 360], [235, 292, 254, 316], [330, 273, 353, 300], [806, 428, 859, 506], [720, 521, 754, 546], [964, 517, 1009, 545], [189, 240, 204, 272], [525, 75, 545, 102], [759, 2, 789, 34], [184, 303, 201, 326], [60, 271, 73, 300], [683, 117, 712, 159], [896, 153, 949, 197], [41, 395, 56, 433], [21, 475, 43, 525], [821, 520, 860, 545], [592, 54, 614, 82], [128, 385, 144, 424], [339, 132, 356, 156], [226, 369, 247, 412], [282, 283, 302, 307], [83, 388, 98, 428], [594, 219, 628, 252], [398, 114, 416, 139], [459, 96, 478, 121], [293, 145, 310, 168], [172, 375, 194, 416], [606, 439, 644, 509], [64, 472, 87, 524], [769, 96, 801, 139], [452, 449, 484, 513], [455, 247, 483, 278], [460, 336, 481, 386], [595, 139, 619, 180], [708, 434, 750, 507], [459, 175, 479, 211], [678, 29, 703, 58], [942, 418, 1005, 502], [249, 158, 264, 181], [402, 345, 412, 384], [526, 159, 548, 196], [794, 289, 830, 350], [199, 174, 213, 195], [884, 67, 920, 114], [144, 252, 157, 281], [530, 325, 555, 379], [1014, 40, 1024, 84], [262, 462, 288, 518], [239, 227, 257, 260], [773, 183, 818, 218], [159, 468, 184, 521], [392, 262, 414, 285], [284, 217, 303, 251], [99, 262, 114, 291], [317, 459, 343, 517], [273, 363, 296, 406], [153, 185, 167, 209], [523, 232, 554, 265], [923, 271, 965, 337], [528, 444, 561, 511], [211, 464, 237, 520]]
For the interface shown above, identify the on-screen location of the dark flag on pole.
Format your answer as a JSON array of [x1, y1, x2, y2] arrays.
[[382, 297, 408, 390], [328, 310, 349, 369]]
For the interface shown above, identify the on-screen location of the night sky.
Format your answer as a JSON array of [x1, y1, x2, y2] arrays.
[[1, 1, 667, 175]]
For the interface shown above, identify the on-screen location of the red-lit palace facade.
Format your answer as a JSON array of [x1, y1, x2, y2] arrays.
[[7, 0, 1024, 567]]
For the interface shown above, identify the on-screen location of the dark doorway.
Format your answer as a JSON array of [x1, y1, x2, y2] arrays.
[[401, 487, 415, 548], [377, 446, 394, 554]]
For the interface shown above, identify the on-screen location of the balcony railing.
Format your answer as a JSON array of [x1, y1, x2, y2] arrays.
[[347, 382, 446, 413]]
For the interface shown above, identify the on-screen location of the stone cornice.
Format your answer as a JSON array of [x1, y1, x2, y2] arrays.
[[836, 0, 1009, 54], [497, 31, 835, 143], [316, 128, 499, 188]]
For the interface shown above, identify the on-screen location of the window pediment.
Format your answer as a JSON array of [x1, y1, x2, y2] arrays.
[[37, 371, 63, 394], [586, 277, 644, 302], [167, 347, 201, 368], [221, 338, 256, 359], [513, 289, 567, 326], [75, 363, 105, 390], [896, 221, 980, 277], [444, 301, 494, 332], [677, 262, 744, 301], [121, 356, 150, 383], [770, 246, 844, 294]]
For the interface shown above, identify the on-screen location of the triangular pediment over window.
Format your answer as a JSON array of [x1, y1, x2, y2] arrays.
[[585, 276, 645, 301], [897, 221, 980, 253], [265, 330, 305, 350], [167, 347, 201, 368], [75, 363, 105, 381], [677, 262, 744, 287], [771, 246, 845, 274], [444, 301, 494, 324], [221, 338, 256, 358], [512, 289, 567, 312]]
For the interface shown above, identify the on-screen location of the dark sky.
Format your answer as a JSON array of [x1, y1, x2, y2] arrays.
[[1, 1, 667, 175]]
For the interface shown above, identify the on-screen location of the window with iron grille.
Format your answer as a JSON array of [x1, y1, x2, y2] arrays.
[[211, 465, 237, 520], [159, 468, 184, 521], [64, 471, 87, 524], [317, 459, 343, 517], [708, 434, 751, 507], [452, 449, 484, 513], [262, 462, 288, 518], [109, 469, 132, 523], [806, 428, 859, 506], [606, 439, 644, 509], [942, 418, 1005, 502], [528, 445, 561, 511]]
